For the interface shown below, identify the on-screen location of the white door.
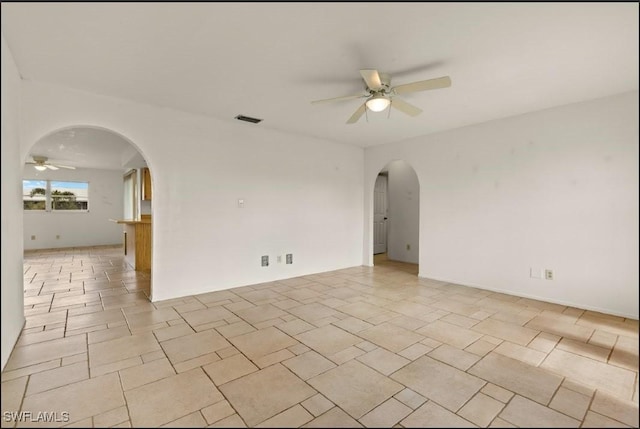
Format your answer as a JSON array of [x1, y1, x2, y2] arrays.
[[373, 174, 388, 254]]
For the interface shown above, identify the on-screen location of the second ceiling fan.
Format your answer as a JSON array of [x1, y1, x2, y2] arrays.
[[311, 69, 451, 124]]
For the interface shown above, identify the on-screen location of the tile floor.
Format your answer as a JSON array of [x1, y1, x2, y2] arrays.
[[1, 246, 638, 428]]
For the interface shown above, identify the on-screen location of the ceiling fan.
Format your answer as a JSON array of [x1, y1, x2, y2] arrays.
[[26, 155, 76, 171], [311, 69, 451, 124]]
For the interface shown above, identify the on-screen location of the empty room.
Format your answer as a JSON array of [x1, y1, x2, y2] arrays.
[[1, 3, 638, 428]]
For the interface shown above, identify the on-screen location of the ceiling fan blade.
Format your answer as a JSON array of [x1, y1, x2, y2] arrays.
[[360, 69, 382, 90], [346, 103, 367, 124], [391, 98, 423, 117], [46, 165, 59, 170], [392, 76, 451, 95], [54, 164, 76, 170], [311, 94, 365, 104]]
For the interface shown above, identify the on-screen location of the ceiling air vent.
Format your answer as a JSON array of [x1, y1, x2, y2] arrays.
[[235, 115, 262, 124]]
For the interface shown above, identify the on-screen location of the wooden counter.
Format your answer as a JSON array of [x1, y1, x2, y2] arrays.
[[110, 218, 152, 271]]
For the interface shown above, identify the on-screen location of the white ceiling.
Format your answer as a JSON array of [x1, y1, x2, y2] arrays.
[[28, 127, 137, 170], [2, 2, 638, 153]]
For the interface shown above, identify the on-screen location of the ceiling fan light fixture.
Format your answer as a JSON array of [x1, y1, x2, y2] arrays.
[[366, 94, 391, 112], [34, 165, 47, 171]]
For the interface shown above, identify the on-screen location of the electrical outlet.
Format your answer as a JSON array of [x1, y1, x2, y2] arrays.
[[406, 244, 411, 251], [31, 235, 36, 240], [277, 255, 282, 263], [545, 269, 554, 280], [261, 255, 269, 267], [286, 254, 293, 264]]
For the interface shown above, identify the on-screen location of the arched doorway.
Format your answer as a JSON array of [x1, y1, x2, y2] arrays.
[[22, 126, 154, 300], [372, 160, 420, 275]]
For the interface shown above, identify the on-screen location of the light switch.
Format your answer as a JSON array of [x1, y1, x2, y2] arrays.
[[238, 199, 244, 208]]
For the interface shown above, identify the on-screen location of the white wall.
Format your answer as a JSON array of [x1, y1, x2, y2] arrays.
[[386, 160, 420, 264], [365, 91, 639, 318], [23, 167, 124, 250], [1, 33, 25, 370], [20, 81, 364, 302]]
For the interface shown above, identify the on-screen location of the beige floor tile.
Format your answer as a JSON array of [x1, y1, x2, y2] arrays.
[[489, 417, 517, 427], [499, 395, 580, 427], [356, 347, 410, 375], [493, 341, 546, 366], [282, 350, 336, 380], [119, 357, 175, 391], [1, 376, 28, 416], [180, 306, 234, 327], [21, 373, 125, 427], [332, 317, 375, 334], [458, 393, 505, 427], [220, 364, 315, 427], [401, 401, 475, 428], [301, 394, 334, 417], [328, 346, 365, 365], [440, 313, 479, 329], [549, 387, 590, 420], [125, 307, 180, 329], [588, 329, 618, 349], [541, 349, 636, 400], [91, 355, 142, 378], [153, 323, 195, 342], [161, 330, 230, 364], [234, 304, 287, 325], [473, 318, 539, 346], [16, 328, 65, 347], [338, 302, 386, 319], [5, 336, 86, 371], [229, 326, 297, 360], [358, 323, 424, 353], [93, 405, 129, 427], [609, 335, 639, 371], [527, 332, 560, 353], [160, 410, 207, 427], [394, 388, 427, 410], [427, 344, 480, 371], [397, 343, 431, 360], [556, 337, 610, 362], [201, 400, 236, 424], [87, 326, 131, 345], [590, 390, 639, 427], [303, 407, 362, 428], [89, 332, 160, 367], [417, 320, 483, 349], [125, 368, 223, 427], [256, 404, 313, 428], [288, 343, 311, 355], [288, 303, 341, 322], [525, 315, 593, 342], [391, 355, 484, 412], [214, 320, 256, 338], [208, 413, 247, 427], [276, 319, 316, 336], [469, 352, 562, 404], [359, 398, 412, 428], [295, 325, 362, 356], [203, 353, 258, 385], [26, 361, 88, 396], [173, 351, 221, 373], [255, 348, 296, 368], [582, 411, 632, 428], [465, 339, 498, 357], [308, 360, 403, 419], [24, 310, 68, 330], [481, 383, 514, 403]]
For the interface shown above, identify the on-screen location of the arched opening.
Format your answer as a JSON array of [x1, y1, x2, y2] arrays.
[[22, 126, 154, 303], [372, 160, 420, 275]]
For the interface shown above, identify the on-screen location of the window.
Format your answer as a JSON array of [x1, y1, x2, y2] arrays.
[[23, 180, 89, 212]]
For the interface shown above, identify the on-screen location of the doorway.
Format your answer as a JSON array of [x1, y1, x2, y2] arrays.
[[372, 160, 420, 273]]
